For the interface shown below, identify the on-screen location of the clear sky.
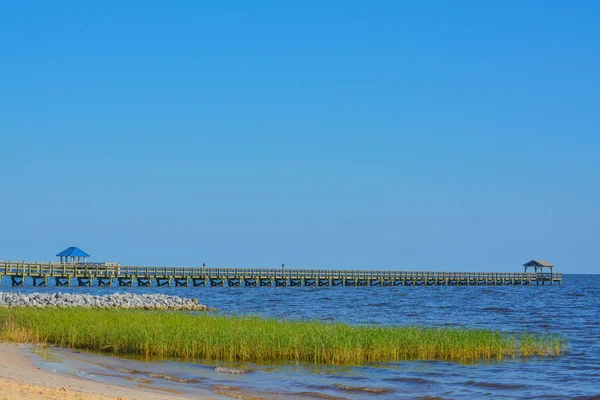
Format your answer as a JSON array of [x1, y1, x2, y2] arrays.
[[1, 1, 598, 273]]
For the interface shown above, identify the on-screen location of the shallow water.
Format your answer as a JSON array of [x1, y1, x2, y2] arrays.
[[5, 274, 600, 399]]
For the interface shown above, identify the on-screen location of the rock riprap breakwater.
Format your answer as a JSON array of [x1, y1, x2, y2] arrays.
[[0, 292, 212, 311]]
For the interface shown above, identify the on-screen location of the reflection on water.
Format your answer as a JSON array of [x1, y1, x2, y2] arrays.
[[7, 274, 600, 399]]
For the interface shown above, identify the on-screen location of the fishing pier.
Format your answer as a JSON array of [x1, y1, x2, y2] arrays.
[[0, 260, 562, 287]]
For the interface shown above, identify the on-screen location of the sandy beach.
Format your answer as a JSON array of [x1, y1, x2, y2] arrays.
[[0, 343, 193, 400]]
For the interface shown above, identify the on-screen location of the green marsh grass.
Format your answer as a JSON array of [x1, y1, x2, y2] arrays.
[[0, 308, 565, 365]]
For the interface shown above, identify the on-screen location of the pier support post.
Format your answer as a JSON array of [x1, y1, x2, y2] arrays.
[[228, 278, 241, 287], [98, 277, 113, 286], [32, 276, 48, 287], [192, 278, 206, 286], [77, 277, 92, 287], [11, 276, 25, 287], [118, 277, 133, 287], [54, 277, 71, 287], [259, 278, 272, 287], [210, 278, 224, 287], [156, 278, 171, 287], [137, 277, 153, 287], [174, 278, 189, 287]]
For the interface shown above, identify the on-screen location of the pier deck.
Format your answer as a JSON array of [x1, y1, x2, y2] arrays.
[[0, 261, 563, 287]]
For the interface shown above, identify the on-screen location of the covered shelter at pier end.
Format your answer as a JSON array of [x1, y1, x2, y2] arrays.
[[523, 260, 555, 284], [57, 247, 90, 264]]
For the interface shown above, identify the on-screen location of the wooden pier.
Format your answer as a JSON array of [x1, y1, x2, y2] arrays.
[[0, 261, 563, 287]]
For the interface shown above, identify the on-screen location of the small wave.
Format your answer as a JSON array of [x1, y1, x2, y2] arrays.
[[115, 368, 143, 374], [482, 307, 511, 313], [295, 392, 347, 400], [572, 395, 600, 400], [164, 375, 200, 384], [213, 385, 268, 400], [145, 372, 200, 383], [369, 302, 390, 307], [414, 397, 446, 400], [124, 376, 152, 384], [563, 363, 599, 370], [215, 367, 251, 374], [305, 384, 334, 391], [421, 371, 451, 378], [384, 377, 436, 385], [333, 384, 393, 394], [91, 371, 151, 385], [146, 372, 167, 379], [464, 380, 526, 390]]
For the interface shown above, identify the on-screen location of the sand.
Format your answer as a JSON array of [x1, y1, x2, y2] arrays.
[[0, 343, 195, 400]]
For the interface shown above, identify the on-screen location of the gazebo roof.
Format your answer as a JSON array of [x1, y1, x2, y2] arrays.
[[523, 260, 554, 268], [57, 247, 90, 258]]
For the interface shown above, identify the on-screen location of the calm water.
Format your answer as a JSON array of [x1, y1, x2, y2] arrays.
[[4, 274, 600, 399]]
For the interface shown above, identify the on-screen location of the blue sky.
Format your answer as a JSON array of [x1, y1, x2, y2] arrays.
[[1, 1, 598, 272]]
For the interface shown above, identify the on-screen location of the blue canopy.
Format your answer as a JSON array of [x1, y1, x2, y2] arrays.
[[56, 247, 90, 258]]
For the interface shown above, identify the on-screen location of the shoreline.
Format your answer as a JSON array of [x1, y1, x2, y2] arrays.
[[0, 342, 192, 400]]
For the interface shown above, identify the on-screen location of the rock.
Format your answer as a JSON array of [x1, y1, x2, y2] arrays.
[[0, 292, 214, 311]]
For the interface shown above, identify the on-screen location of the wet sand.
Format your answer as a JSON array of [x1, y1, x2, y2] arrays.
[[29, 345, 356, 400], [0, 343, 193, 400]]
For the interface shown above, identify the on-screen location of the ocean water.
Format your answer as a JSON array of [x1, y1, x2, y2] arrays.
[[3, 274, 599, 399]]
